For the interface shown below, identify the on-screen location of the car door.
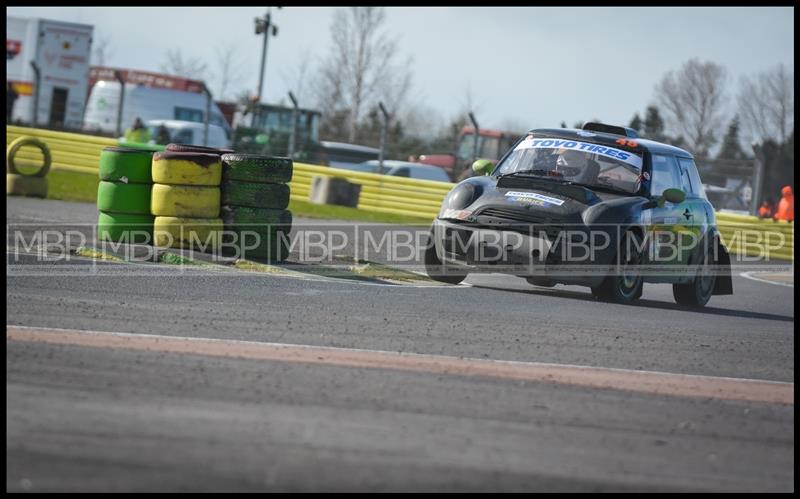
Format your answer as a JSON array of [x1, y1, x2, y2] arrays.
[[677, 157, 711, 262], [647, 154, 691, 267]]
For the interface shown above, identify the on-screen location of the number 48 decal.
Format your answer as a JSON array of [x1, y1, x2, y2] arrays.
[[616, 138, 638, 148]]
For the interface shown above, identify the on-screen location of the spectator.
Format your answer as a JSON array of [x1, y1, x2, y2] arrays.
[[758, 198, 774, 219], [7, 82, 19, 121], [773, 186, 794, 222], [155, 124, 171, 145], [124, 117, 151, 144]]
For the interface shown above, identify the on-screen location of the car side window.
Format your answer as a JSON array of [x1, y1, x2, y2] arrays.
[[413, 167, 448, 182], [677, 157, 707, 199], [392, 167, 410, 178], [649, 154, 681, 197], [173, 128, 193, 144], [679, 164, 693, 193]]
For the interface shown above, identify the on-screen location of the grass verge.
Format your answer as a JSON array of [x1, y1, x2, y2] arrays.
[[344, 258, 433, 282], [288, 199, 433, 225], [73, 246, 123, 262], [46, 169, 100, 203]]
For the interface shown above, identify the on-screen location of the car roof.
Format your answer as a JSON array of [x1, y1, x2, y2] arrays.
[[364, 160, 440, 169], [146, 119, 225, 131], [529, 128, 694, 158], [320, 141, 381, 154]]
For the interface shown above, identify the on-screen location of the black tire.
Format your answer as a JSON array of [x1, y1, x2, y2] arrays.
[[424, 226, 467, 285], [673, 242, 716, 308], [221, 153, 293, 184], [226, 229, 291, 262], [7, 136, 52, 177], [97, 212, 154, 244], [591, 230, 644, 304], [221, 206, 292, 262], [166, 143, 235, 155], [99, 147, 154, 184], [221, 205, 292, 231], [6, 173, 48, 198], [96, 180, 152, 215], [221, 180, 290, 210]]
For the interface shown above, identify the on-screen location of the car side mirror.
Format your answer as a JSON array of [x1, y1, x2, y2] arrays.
[[472, 159, 493, 176], [642, 188, 687, 210], [663, 188, 686, 204]]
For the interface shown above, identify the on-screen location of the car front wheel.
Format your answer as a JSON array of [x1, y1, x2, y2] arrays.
[[591, 230, 644, 304], [424, 226, 467, 285]]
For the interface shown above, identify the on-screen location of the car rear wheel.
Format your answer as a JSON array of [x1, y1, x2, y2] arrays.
[[424, 226, 467, 285], [591, 230, 644, 304], [673, 242, 716, 308]]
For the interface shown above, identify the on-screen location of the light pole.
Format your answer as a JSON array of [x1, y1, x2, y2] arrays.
[[254, 7, 280, 105], [378, 102, 390, 173], [468, 112, 480, 162], [287, 91, 298, 158]]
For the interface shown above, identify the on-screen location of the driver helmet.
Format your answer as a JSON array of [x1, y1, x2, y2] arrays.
[[556, 148, 588, 171]]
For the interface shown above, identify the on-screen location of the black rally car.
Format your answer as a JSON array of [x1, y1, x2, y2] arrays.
[[424, 123, 733, 307]]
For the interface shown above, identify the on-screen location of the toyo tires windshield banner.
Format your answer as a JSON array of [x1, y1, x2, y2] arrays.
[[513, 137, 644, 170]]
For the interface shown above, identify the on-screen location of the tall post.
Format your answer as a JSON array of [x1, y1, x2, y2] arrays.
[[287, 91, 298, 158], [255, 8, 279, 105], [469, 112, 480, 163], [30, 61, 41, 127], [378, 102, 390, 173], [203, 84, 212, 146], [750, 143, 765, 216], [114, 71, 125, 137]]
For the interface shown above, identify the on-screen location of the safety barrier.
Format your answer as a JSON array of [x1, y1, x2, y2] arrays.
[[7, 125, 116, 175], [715, 211, 794, 261], [7, 125, 794, 260], [290, 162, 451, 219]]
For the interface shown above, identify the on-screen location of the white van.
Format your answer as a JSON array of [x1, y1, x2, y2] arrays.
[[142, 119, 232, 149], [82, 74, 232, 140]]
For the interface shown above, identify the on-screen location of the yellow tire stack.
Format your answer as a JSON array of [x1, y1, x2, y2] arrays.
[[151, 151, 223, 251]]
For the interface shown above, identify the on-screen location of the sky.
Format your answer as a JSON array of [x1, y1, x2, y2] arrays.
[[6, 6, 795, 136]]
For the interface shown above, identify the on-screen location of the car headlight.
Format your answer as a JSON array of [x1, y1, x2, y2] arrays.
[[438, 183, 482, 221], [440, 208, 474, 221]]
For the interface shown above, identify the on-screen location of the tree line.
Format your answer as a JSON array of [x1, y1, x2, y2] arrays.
[[103, 7, 791, 167]]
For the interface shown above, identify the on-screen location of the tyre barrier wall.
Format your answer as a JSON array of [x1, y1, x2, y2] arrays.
[[6, 136, 51, 198], [715, 212, 794, 261], [7, 125, 795, 260], [151, 150, 223, 251], [221, 154, 293, 261], [7, 125, 117, 175], [96, 147, 156, 243]]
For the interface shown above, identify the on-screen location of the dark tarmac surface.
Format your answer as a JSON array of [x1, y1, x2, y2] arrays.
[[6, 198, 794, 492]]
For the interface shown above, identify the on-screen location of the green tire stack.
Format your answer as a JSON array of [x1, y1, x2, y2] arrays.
[[96, 147, 156, 244], [220, 154, 293, 262], [151, 147, 224, 251]]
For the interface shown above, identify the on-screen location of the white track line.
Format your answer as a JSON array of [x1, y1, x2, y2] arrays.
[[739, 271, 794, 288]]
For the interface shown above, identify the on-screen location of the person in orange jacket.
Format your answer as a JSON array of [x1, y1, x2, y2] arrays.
[[773, 185, 794, 222], [758, 198, 774, 218]]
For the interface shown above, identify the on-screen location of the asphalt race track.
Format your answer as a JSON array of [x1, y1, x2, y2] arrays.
[[6, 198, 795, 492]]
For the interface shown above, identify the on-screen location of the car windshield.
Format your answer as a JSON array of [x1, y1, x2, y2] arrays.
[[336, 162, 381, 173], [494, 136, 644, 194]]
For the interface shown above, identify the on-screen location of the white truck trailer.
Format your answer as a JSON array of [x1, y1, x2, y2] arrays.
[[6, 16, 93, 128]]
